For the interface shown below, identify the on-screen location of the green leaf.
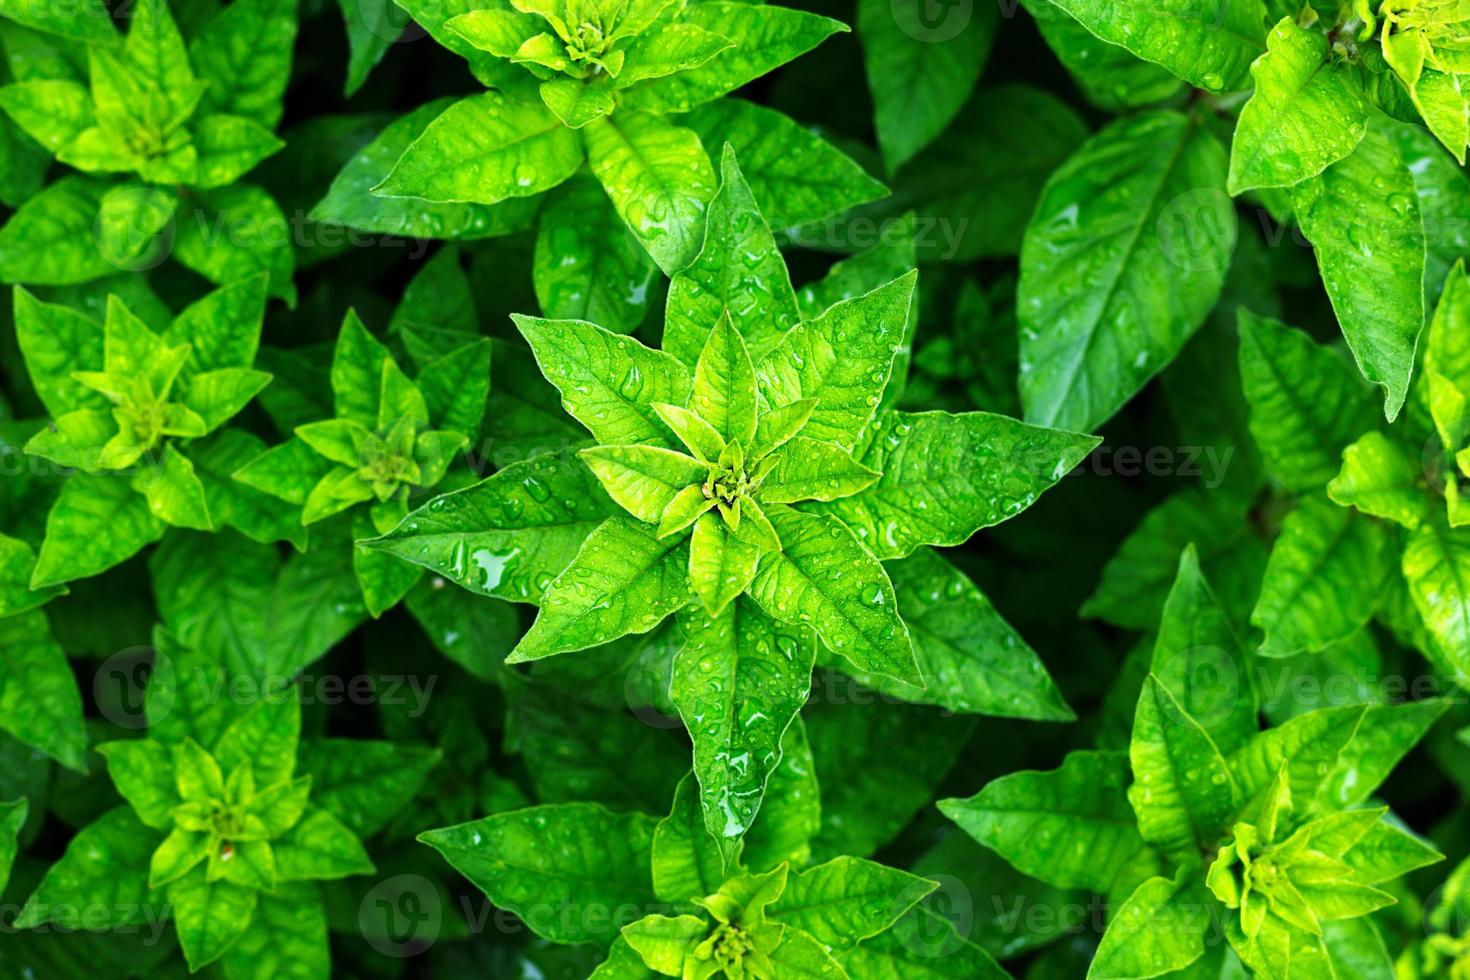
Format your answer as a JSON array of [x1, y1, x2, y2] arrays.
[[616, 23, 735, 88], [672, 597, 815, 860], [766, 926, 847, 977], [652, 772, 729, 905], [213, 692, 300, 787], [1018, 111, 1235, 431], [755, 272, 914, 451], [510, 515, 692, 662], [770, 855, 935, 950], [132, 444, 213, 530], [1402, 520, 1470, 681], [622, 913, 709, 973], [96, 739, 177, 829], [0, 533, 65, 617], [750, 504, 918, 686], [376, 91, 583, 205], [312, 98, 540, 238], [939, 750, 1158, 896], [419, 803, 657, 946], [192, 113, 285, 188], [1228, 18, 1368, 194], [14, 806, 160, 930], [189, 0, 299, 129], [1088, 873, 1211, 979], [295, 740, 438, 840], [665, 146, 799, 369], [0, 176, 111, 285], [1045, 0, 1266, 92], [680, 99, 888, 230], [741, 718, 821, 873], [0, 611, 87, 772], [1021, 0, 1183, 111], [32, 473, 165, 588], [1251, 495, 1392, 657], [0, 797, 25, 895], [812, 410, 1098, 560], [584, 111, 716, 275], [0, 78, 94, 152], [852, 547, 1073, 720], [1226, 704, 1366, 812], [366, 449, 618, 602], [1319, 699, 1448, 809], [1127, 675, 1237, 859], [0, 0, 117, 44], [273, 807, 374, 880], [807, 698, 971, 860], [857, 0, 996, 172], [1289, 111, 1427, 421], [515, 312, 692, 447], [174, 184, 296, 305], [581, 444, 706, 524], [619, 3, 846, 114], [1151, 545, 1258, 755], [1327, 430, 1430, 529], [534, 175, 658, 333], [1237, 308, 1378, 491], [168, 866, 257, 970], [12, 285, 105, 416], [218, 881, 329, 980]]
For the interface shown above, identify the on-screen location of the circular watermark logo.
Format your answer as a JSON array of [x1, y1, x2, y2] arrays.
[[359, 874, 442, 958], [94, 645, 169, 730], [891, 0, 973, 43], [1157, 188, 1236, 274]]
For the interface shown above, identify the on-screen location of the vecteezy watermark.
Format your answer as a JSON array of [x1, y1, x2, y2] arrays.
[[0, 900, 172, 945], [782, 215, 971, 262], [1074, 444, 1237, 489], [891, 0, 975, 43], [90, 204, 435, 275], [94, 645, 439, 728], [360, 875, 443, 958]]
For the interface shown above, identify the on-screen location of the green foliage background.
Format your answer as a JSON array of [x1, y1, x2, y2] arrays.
[[0, 0, 1468, 977]]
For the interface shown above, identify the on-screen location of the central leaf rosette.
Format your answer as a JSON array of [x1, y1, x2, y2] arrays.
[[579, 313, 879, 617]]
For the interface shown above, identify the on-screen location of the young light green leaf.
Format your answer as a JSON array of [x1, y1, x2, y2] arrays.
[[1088, 873, 1211, 979], [1289, 111, 1428, 421], [583, 111, 716, 275], [510, 515, 693, 662], [672, 597, 815, 861], [1326, 431, 1429, 529], [1229, 18, 1368, 194], [750, 504, 918, 686], [375, 91, 583, 204], [515, 313, 692, 448], [755, 272, 914, 450], [1251, 495, 1392, 658], [1128, 675, 1237, 859]]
